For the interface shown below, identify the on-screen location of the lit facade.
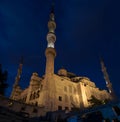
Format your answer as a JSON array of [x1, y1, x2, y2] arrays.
[[10, 7, 112, 113]]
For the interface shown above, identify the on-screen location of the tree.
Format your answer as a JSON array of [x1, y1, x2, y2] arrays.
[[0, 64, 8, 95], [88, 95, 109, 107]]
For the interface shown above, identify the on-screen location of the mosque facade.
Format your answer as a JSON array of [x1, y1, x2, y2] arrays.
[[10, 7, 113, 113]]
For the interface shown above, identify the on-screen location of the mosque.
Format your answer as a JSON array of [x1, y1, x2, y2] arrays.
[[10, 5, 115, 113]]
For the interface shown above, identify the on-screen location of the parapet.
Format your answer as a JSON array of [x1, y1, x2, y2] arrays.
[[30, 72, 42, 86]]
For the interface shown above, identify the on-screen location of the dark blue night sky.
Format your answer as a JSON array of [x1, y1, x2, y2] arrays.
[[0, 0, 120, 98]]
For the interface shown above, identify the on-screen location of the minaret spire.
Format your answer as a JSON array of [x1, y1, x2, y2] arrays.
[[51, 0, 55, 14], [10, 57, 23, 99], [45, 2, 56, 75], [47, 1, 56, 48], [14, 56, 23, 87], [100, 57, 117, 100]]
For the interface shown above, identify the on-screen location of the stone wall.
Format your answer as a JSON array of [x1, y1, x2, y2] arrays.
[[0, 95, 45, 117]]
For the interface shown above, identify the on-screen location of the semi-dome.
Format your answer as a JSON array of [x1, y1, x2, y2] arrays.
[[58, 68, 67, 76]]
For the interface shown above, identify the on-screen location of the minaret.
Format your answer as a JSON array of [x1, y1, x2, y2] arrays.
[[42, 3, 57, 111], [100, 58, 117, 100], [14, 57, 23, 87], [45, 4, 56, 76], [10, 57, 23, 99]]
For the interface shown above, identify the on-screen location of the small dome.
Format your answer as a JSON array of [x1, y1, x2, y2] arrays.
[[58, 68, 67, 76], [32, 72, 38, 76]]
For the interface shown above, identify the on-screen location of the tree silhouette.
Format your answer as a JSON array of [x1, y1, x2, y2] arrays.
[[0, 64, 8, 95]]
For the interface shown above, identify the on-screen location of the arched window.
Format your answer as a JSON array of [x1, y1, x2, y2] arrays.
[[36, 90, 40, 98]]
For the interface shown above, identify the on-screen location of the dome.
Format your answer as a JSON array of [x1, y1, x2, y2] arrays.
[[32, 72, 38, 76], [58, 68, 67, 76]]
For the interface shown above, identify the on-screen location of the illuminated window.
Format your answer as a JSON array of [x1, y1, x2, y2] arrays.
[[64, 86, 67, 92], [59, 96, 62, 101], [58, 106, 62, 110]]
